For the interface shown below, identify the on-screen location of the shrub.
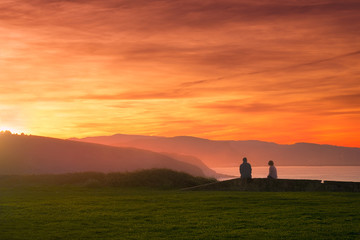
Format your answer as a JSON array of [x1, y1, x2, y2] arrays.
[[0, 169, 217, 189]]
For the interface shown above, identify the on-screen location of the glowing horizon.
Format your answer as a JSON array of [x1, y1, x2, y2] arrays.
[[1, 0, 360, 148], [0, 126, 26, 135]]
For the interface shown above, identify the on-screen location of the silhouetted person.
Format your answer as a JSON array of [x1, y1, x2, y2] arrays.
[[267, 160, 278, 179], [240, 157, 252, 179]]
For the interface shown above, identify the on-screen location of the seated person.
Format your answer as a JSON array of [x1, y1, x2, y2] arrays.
[[239, 157, 252, 179], [267, 160, 277, 179]]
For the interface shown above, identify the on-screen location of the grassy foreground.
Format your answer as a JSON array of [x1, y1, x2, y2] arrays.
[[1, 186, 359, 240]]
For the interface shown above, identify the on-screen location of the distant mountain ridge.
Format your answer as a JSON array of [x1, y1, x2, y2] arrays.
[[0, 134, 209, 176], [71, 134, 360, 167]]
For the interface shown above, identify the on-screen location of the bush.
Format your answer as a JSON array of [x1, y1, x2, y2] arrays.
[[105, 169, 216, 189], [0, 169, 217, 189]]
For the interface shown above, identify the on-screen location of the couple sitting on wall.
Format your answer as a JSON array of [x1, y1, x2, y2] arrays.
[[239, 157, 277, 179]]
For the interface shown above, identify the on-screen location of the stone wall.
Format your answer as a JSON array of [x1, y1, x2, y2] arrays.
[[323, 181, 360, 192], [183, 178, 360, 192]]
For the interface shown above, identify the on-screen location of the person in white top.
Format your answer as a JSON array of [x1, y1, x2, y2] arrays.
[[267, 160, 278, 179]]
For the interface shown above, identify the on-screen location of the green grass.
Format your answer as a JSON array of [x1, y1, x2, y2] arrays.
[[1, 186, 359, 240]]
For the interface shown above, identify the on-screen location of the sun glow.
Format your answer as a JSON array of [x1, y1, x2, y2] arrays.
[[0, 126, 25, 135]]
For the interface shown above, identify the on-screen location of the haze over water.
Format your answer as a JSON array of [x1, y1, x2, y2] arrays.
[[214, 166, 360, 182]]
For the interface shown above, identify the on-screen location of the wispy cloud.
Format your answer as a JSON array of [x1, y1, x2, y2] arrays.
[[1, 0, 359, 146], [180, 50, 360, 87]]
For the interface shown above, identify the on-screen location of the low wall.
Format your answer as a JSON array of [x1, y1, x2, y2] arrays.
[[323, 181, 360, 192], [183, 178, 360, 192]]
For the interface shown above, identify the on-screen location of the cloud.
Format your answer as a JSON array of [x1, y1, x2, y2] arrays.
[[322, 93, 360, 107], [77, 89, 194, 100], [180, 50, 360, 87], [197, 101, 282, 113], [1, 0, 360, 146], [196, 91, 360, 116]]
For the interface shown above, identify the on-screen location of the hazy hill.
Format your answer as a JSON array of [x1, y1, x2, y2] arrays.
[[71, 134, 360, 167], [159, 152, 228, 178], [0, 134, 206, 176]]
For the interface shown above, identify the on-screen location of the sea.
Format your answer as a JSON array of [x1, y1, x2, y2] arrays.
[[212, 166, 360, 182]]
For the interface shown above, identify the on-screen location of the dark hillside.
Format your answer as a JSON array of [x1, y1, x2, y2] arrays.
[[72, 134, 360, 167], [0, 134, 205, 176]]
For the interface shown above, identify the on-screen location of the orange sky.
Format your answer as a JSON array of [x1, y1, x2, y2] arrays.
[[1, 0, 360, 147]]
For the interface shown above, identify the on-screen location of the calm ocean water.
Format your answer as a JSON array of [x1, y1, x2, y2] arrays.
[[212, 166, 360, 182]]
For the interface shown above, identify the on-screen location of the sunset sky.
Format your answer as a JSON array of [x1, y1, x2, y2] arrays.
[[1, 0, 360, 147]]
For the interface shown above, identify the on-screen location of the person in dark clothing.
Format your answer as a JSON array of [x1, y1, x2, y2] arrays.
[[239, 157, 252, 179]]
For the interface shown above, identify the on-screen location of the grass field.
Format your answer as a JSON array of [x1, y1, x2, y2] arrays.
[[1, 186, 359, 240]]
